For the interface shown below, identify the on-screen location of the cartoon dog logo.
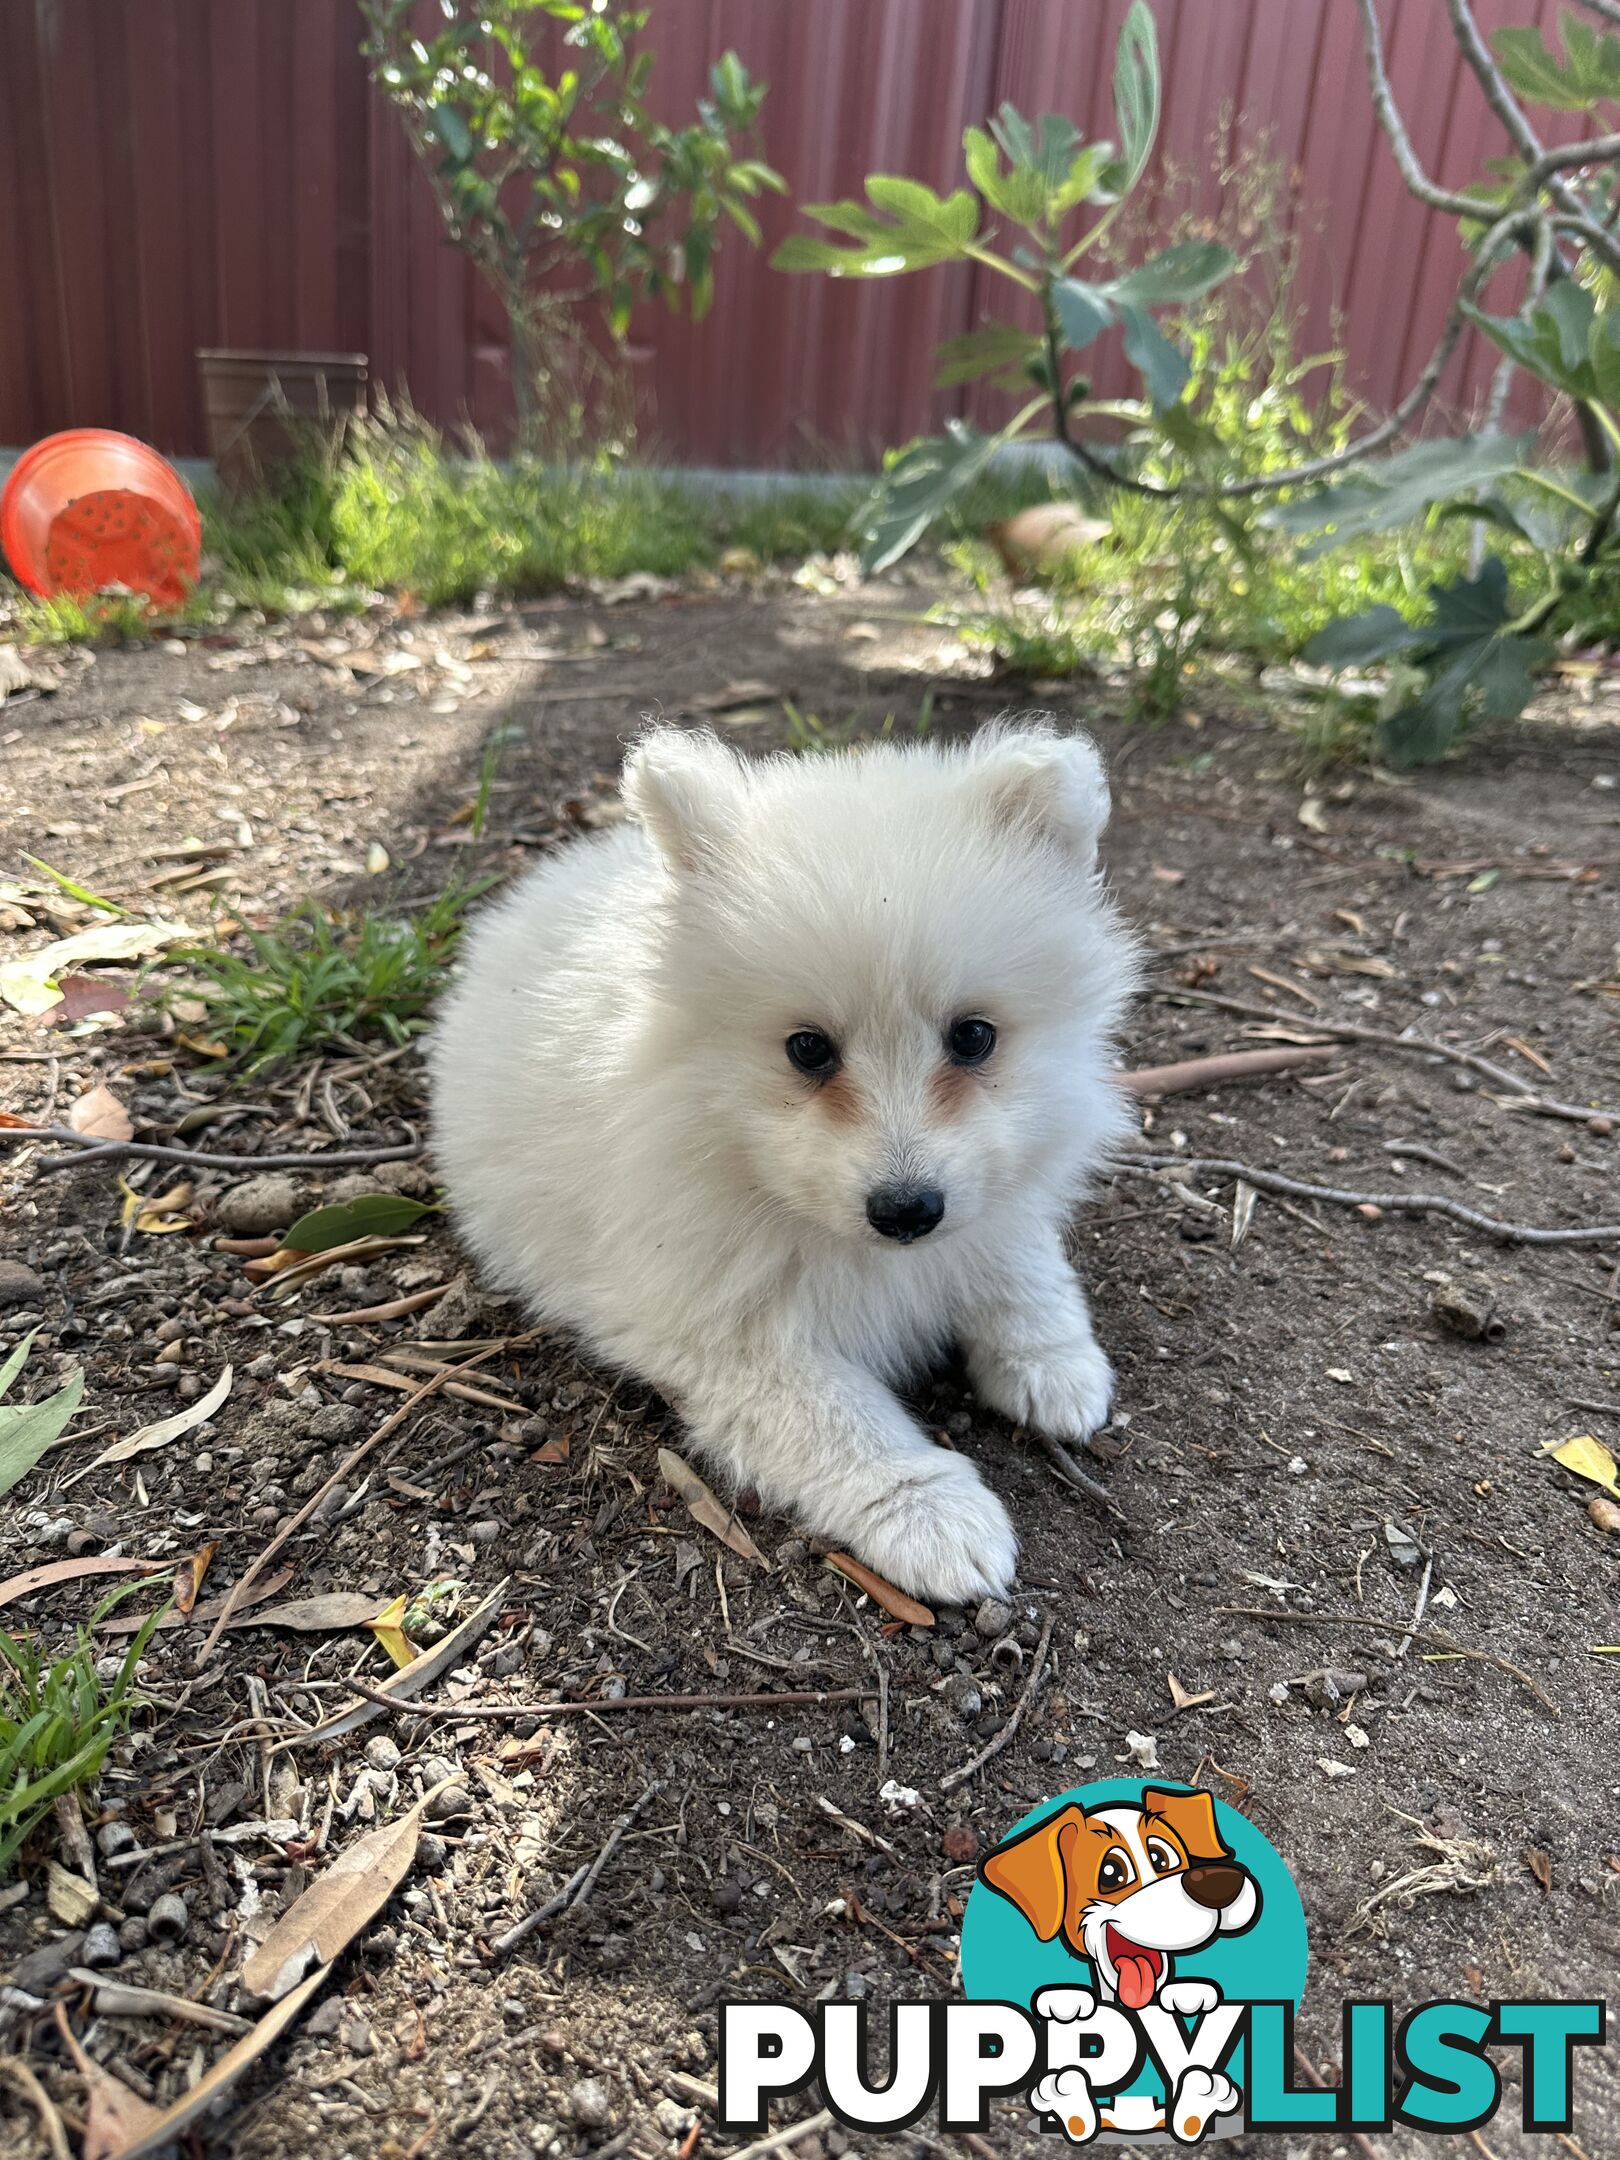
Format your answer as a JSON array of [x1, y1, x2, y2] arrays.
[[980, 1786, 1261, 2142]]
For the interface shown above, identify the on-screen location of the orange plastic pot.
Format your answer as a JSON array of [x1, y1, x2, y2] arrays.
[[1, 428, 202, 609]]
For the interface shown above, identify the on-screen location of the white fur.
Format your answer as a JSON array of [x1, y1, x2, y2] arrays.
[[428, 720, 1139, 1603]]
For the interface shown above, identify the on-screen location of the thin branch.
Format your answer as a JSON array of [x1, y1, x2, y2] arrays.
[[1215, 1606, 1556, 1712], [1037, 1431, 1127, 1521], [1536, 131, 1620, 178], [1355, 0, 1486, 219], [1120, 1046, 1336, 1096], [489, 1778, 662, 1959], [1569, 0, 1620, 26], [1116, 1155, 1620, 1246], [940, 1610, 1055, 1793], [1149, 985, 1619, 1125], [0, 1123, 424, 1175], [334, 1676, 870, 1721]]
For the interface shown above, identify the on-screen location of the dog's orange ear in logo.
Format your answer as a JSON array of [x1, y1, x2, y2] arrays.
[[979, 1804, 1087, 1940], [1142, 1786, 1229, 1864]]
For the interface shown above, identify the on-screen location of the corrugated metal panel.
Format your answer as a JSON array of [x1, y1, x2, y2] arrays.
[[0, 0, 1590, 464]]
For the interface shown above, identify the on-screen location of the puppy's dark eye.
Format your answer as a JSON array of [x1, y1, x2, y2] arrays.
[[1098, 1849, 1133, 1894], [947, 1017, 997, 1066], [786, 1029, 839, 1077]]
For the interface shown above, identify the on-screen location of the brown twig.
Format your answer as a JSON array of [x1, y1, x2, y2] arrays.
[[1215, 1607, 1557, 1712], [1116, 1153, 1620, 1246], [308, 1284, 452, 1325], [335, 1674, 870, 1722], [320, 1358, 523, 1413], [1150, 986, 1619, 1125], [1120, 1046, 1334, 1096], [1, 1122, 425, 1174], [941, 1610, 1055, 1793], [194, 1351, 501, 1663], [1035, 1431, 1126, 1520], [489, 1777, 662, 1959], [0, 2057, 72, 2160]]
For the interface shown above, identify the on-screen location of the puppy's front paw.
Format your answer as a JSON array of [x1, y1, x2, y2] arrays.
[[856, 1453, 1017, 1605], [971, 1337, 1115, 1442]]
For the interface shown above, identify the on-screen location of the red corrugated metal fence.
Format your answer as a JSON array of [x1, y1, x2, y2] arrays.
[[0, 0, 1580, 466]]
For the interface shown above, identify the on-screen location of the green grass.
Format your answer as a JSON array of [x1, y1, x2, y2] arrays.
[[167, 880, 489, 1073], [782, 691, 935, 754], [2, 1583, 161, 1875]]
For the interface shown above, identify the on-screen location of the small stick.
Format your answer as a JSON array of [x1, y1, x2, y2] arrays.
[[1116, 1155, 1620, 1246], [1397, 1553, 1435, 1661], [1036, 1431, 1126, 1520], [1214, 1607, 1556, 1712], [1120, 1046, 1333, 1096], [334, 1675, 869, 1722], [490, 1778, 662, 1958], [0, 1123, 425, 1174], [1292, 2041, 1385, 2160], [941, 1610, 1055, 1793], [1150, 988, 1617, 1126], [320, 1358, 523, 1413], [308, 1284, 451, 1325], [194, 1351, 500, 1663], [720, 2110, 835, 2160], [0, 2057, 71, 2160]]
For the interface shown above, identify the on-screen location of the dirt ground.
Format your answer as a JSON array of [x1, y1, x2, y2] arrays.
[[1, 577, 1618, 2160]]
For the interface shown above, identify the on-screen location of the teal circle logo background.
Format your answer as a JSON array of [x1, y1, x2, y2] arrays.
[[959, 1780, 1308, 2104]]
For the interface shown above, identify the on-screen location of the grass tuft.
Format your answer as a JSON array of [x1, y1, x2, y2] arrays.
[[1, 1582, 162, 1875], [167, 881, 490, 1074]]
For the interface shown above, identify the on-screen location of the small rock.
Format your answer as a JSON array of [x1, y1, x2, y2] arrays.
[[341, 2015, 375, 2055], [567, 2077, 613, 2130], [365, 1736, 402, 1772], [12, 1933, 84, 1991], [306, 1997, 345, 2038], [941, 1825, 980, 1865], [974, 1597, 1012, 1641], [216, 1173, 300, 1236], [426, 1783, 472, 1822], [0, 1260, 47, 1308], [118, 1916, 149, 1954], [82, 1922, 122, 1969]]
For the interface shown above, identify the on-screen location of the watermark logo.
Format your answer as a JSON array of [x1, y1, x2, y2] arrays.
[[717, 1778, 1604, 2144], [961, 1777, 1305, 2143]]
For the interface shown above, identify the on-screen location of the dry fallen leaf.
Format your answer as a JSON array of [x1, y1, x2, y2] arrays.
[[105, 1963, 330, 2160], [63, 1365, 233, 1490], [241, 1789, 445, 2002], [0, 917, 188, 1016], [120, 1176, 194, 1235], [365, 1593, 418, 1670], [173, 1539, 219, 1617], [0, 1555, 163, 1611], [1539, 1433, 1619, 1497], [1523, 1844, 1554, 1894], [823, 1551, 934, 1628], [1168, 1670, 1216, 1712], [246, 1592, 391, 1632], [656, 1446, 768, 1566], [530, 1434, 570, 1465], [96, 1565, 298, 1636], [67, 1084, 133, 1142], [54, 2005, 163, 2160]]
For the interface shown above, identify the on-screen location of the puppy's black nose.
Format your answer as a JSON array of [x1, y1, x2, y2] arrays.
[[1184, 1863, 1246, 1911], [866, 1186, 945, 1243]]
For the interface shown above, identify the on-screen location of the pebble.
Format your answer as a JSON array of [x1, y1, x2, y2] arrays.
[[974, 1597, 1012, 1640], [119, 1916, 149, 1954], [567, 2078, 613, 2130], [11, 1933, 84, 1991], [426, 1784, 472, 1821], [215, 1172, 300, 1236], [82, 1922, 122, 1969], [0, 1260, 46, 1307], [365, 1736, 402, 1772]]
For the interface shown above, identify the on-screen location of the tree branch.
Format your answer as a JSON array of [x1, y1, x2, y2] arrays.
[[1354, 0, 1485, 219]]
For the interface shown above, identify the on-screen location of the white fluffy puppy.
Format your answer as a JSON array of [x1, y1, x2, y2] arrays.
[[429, 721, 1138, 1603]]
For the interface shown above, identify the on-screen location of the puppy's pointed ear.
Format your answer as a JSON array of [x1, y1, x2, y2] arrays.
[[1142, 1786, 1230, 1864], [971, 724, 1110, 869], [622, 729, 746, 873], [980, 1804, 1085, 1942]]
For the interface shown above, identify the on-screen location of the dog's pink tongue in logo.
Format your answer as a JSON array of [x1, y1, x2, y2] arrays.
[[1106, 1928, 1161, 2010]]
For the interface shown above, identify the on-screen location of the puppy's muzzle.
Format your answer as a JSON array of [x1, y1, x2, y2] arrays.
[[1183, 1863, 1246, 1911], [866, 1186, 945, 1243]]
